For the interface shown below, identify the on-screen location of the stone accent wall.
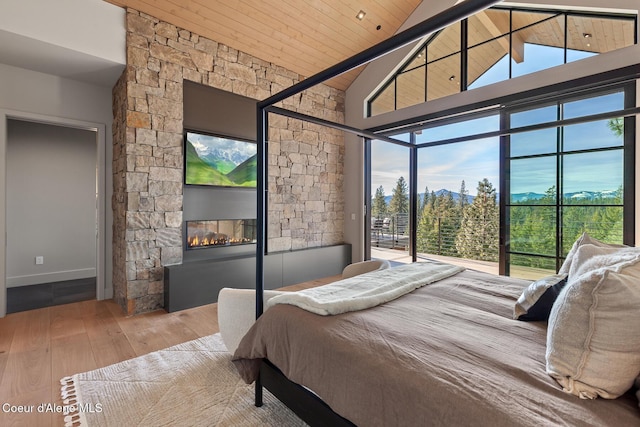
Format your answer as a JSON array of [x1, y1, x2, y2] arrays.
[[112, 9, 345, 315]]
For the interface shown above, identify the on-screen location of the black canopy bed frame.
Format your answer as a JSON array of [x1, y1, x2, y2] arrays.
[[251, 0, 640, 425], [252, 1, 501, 424]]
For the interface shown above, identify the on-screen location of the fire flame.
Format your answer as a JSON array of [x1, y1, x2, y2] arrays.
[[187, 234, 254, 248], [186, 220, 257, 250]]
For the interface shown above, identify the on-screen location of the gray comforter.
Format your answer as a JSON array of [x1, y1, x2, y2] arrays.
[[233, 268, 640, 426]]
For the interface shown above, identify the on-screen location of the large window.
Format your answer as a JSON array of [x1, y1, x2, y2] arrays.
[[504, 90, 630, 279], [367, 84, 635, 280], [368, 7, 637, 116]]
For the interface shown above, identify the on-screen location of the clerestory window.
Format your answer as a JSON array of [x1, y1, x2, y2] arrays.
[[367, 7, 637, 117]]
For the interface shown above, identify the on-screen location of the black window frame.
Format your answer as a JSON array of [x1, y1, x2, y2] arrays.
[[501, 83, 636, 276], [367, 80, 637, 277]]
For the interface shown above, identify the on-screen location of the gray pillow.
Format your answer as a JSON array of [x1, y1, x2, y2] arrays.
[[546, 244, 640, 399], [514, 274, 567, 321]]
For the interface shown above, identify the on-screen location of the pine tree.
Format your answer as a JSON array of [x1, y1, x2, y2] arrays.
[[607, 117, 624, 137], [458, 180, 469, 212], [435, 190, 459, 256], [418, 186, 429, 223], [456, 178, 499, 261], [389, 177, 409, 236], [421, 186, 430, 213], [371, 186, 388, 219], [541, 185, 556, 204], [429, 190, 436, 211], [417, 187, 439, 253], [389, 177, 409, 214]]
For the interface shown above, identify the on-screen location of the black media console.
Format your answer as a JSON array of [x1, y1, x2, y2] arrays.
[[164, 244, 351, 312]]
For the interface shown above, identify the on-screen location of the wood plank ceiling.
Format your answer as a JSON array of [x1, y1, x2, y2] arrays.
[[104, 0, 422, 91], [370, 9, 637, 115]]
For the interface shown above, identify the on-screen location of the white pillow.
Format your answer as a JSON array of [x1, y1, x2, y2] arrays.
[[558, 232, 627, 276], [546, 244, 640, 399]]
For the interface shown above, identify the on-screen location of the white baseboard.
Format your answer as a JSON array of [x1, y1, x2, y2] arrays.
[[6, 268, 96, 288]]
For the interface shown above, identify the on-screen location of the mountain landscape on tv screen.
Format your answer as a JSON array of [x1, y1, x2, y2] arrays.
[[185, 134, 257, 187]]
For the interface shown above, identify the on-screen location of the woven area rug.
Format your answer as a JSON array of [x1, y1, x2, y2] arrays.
[[59, 334, 307, 426]]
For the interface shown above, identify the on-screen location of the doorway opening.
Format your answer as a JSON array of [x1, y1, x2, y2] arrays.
[[5, 119, 99, 313]]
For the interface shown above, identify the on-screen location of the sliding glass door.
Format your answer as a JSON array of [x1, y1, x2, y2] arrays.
[[370, 135, 411, 253]]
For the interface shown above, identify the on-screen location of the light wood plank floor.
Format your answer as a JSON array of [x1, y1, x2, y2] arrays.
[[0, 276, 339, 426]]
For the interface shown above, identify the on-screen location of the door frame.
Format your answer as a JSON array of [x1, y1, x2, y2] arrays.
[[0, 109, 106, 317]]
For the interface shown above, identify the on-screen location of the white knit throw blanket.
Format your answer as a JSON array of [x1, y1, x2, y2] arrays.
[[266, 261, 464, 315]]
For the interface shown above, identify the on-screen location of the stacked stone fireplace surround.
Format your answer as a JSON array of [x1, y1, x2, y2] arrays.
[[113, 9, 346, 315]]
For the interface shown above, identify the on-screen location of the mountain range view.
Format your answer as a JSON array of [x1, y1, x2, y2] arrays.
[[190, 139, 252, 172], [383, 189, 620, 204], [185, 137, 257, 187]]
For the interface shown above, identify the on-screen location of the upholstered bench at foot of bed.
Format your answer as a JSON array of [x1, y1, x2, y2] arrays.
[[218, 259, 392, 354], [218, 288, 285, 354], [341, 258, 391, 279]]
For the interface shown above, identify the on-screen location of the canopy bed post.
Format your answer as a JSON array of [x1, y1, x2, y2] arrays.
[[409, 138, 418, 262], [255, 104, 268, 319], [255, 103, 267, 407], [252, 0, 504, 414], [364, 138, 372, 259]]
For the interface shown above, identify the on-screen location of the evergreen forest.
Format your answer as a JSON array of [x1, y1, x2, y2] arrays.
[[371, 177, 623, 269]]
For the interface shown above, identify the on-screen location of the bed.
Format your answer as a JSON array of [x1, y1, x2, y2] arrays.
[[233, 256, 640, 426], [238, 0, 640, 424]]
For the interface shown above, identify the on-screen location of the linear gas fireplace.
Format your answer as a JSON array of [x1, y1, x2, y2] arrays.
[[186, 219, 257, 250]]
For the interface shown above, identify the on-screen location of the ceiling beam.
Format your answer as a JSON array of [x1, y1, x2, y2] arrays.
[[475, 11, 524, 63]]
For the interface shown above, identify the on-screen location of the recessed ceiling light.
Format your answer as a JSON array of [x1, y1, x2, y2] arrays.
[[356, 10, 366, 21]]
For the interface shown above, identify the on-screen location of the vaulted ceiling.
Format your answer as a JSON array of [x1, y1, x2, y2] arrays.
[[103, 0, 422, 91]]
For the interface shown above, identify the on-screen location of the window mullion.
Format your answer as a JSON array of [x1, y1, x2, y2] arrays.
[[623, 83, 636, 245], [499, 109, 510, 276], [556, 102, 563, 271]]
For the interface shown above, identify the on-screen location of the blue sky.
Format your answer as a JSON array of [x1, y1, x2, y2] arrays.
[[371, 45, 624, 198], [371, 136, 499, 197], [372, 115, 623, 198]]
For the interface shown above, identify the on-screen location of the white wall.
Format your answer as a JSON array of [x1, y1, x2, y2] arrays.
[[344, 0, 640, 262], [0, 0, 125, 88], [0, 0, 124, 318], [7, 120, 97, 286], [0, 63, 114, 315], [0, 0, 125, 64]]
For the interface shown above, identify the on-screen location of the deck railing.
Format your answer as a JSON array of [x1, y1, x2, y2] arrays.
[[372, 212, 623, 269], [371, 213, 409, 250], [372, 212, 498, 260]]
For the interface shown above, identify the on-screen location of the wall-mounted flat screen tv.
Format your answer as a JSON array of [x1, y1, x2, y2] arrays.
[[184, 131, 257, 188]]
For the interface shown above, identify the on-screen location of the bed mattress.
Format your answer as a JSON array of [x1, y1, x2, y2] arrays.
[[233, 268, 640, 426]]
